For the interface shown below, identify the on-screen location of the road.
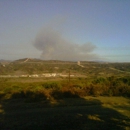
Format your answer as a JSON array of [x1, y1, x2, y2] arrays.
[[109, 67, 130, 74]]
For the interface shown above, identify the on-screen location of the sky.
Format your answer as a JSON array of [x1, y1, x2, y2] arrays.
[[0, 0, 130, 62]]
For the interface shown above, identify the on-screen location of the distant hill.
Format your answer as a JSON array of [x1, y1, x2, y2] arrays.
[[0, 59, 11, 64], [13, 58, 76, 64], [0, 58, 130, 77], [13, 58, 44, 63]]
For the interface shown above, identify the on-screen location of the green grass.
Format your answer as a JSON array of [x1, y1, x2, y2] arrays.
[[0, 76, 130, 129], [0, 76, 130, 101]]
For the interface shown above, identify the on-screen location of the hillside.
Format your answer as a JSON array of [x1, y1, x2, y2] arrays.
[[0, 58, 130, 130], [0, 58, 130, 78]]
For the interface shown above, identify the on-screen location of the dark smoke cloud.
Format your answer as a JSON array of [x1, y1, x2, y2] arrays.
[[34, 27, 98, 61]]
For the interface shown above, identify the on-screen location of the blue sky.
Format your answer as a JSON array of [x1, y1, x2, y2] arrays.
[[0, 0, 130, 62]]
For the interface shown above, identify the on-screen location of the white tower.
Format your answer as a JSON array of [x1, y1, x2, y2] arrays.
[[77, 61, 80, 65]]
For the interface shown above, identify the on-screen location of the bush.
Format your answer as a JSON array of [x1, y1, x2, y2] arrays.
[[1, 76, 130, 101], [51, 90, 80, 99], [42, 82, 61, 90], [11, 90, 47, 102]]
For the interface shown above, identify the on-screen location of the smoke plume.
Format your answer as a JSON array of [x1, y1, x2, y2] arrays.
[[34, 26, 98, 61]]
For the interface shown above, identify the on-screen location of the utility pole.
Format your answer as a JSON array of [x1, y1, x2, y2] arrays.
[[68, 69, 70, 84]]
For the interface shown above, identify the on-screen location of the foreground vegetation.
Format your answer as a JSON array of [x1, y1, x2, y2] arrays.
[[0, 76, 130, 130], [0, 76, 130, 102]]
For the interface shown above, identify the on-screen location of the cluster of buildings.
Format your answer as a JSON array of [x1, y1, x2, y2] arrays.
[[22, 73, 74, 78], [0, 73, 75, 78]]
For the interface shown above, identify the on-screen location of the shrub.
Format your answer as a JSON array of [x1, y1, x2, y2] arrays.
[[51, 90, 79, 99], [42, 82, 62, 90], [11, 90, 47, 102]]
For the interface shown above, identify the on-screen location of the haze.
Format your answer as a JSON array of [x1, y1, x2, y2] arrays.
[[0, 0, 130, 62]]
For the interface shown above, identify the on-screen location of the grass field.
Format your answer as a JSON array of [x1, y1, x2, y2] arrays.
[[0, 77, 130, 129]]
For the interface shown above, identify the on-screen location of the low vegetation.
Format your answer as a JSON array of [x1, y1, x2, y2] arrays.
[[0, 76, 130, 102], [0, 60, 130, 129]]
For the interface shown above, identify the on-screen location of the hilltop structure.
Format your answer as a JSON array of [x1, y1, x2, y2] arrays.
[[77, 61, 80, 65]]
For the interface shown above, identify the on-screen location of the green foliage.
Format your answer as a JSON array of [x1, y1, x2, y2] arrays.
[[92, 77, 107, 84], [11, 90, 47, 102], [0, 76, 130, 102], [51, 90, 79, 99], [42, 82, 62, 89]]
